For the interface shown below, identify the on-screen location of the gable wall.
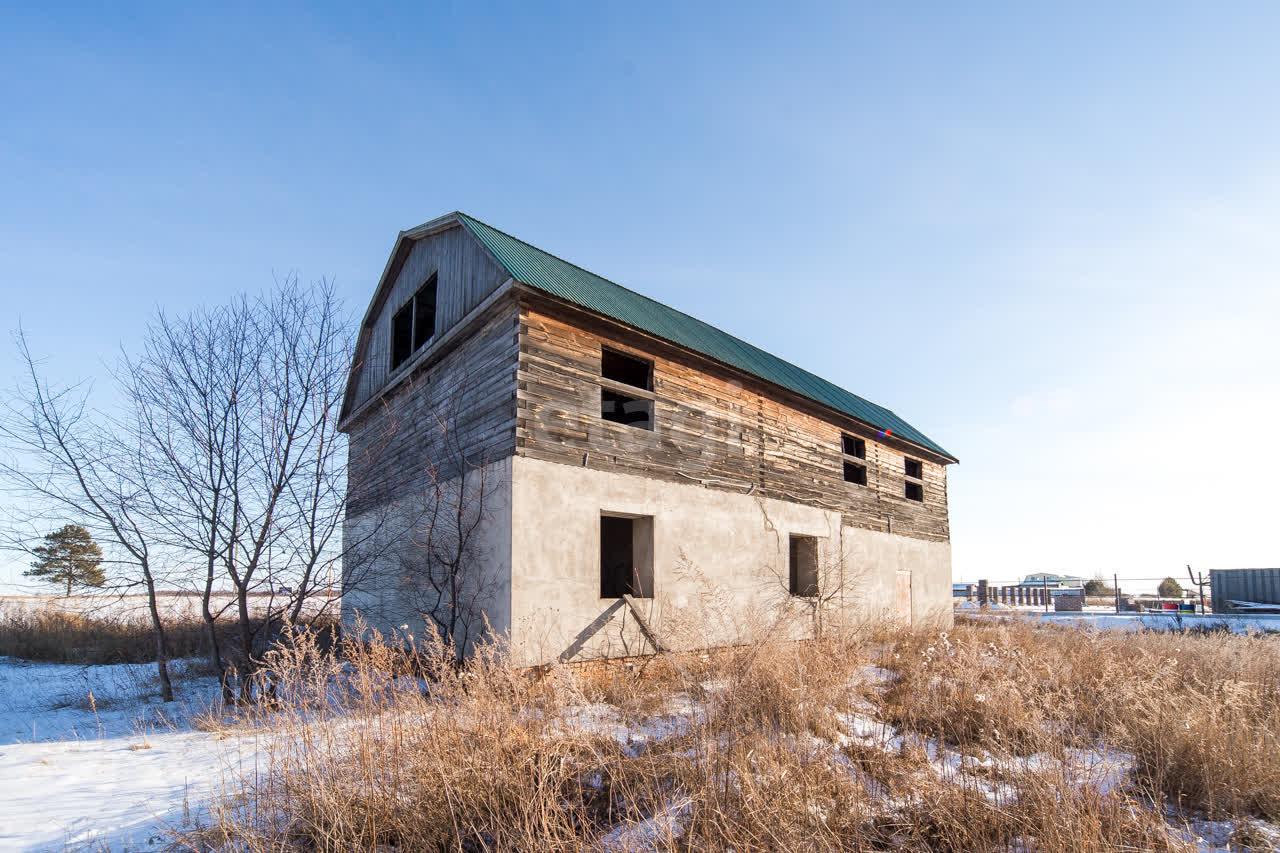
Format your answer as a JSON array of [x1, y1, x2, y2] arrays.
[[346, 296, 520, 518], [515, 297, 950, 542], [348, 224, 510, 414]]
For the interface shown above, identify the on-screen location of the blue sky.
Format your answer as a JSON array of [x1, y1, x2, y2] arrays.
[[3, 2, 1278, 591]]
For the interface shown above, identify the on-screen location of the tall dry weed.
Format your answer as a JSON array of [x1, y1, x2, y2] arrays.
[[880, 616, 1280, 822], [183, 615, 1280, 850]]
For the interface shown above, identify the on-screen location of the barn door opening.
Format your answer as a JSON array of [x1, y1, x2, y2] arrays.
[[895, 569, 913, 625]]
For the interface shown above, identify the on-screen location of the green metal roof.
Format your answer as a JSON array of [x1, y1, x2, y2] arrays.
[[454, 212, 956, 462]]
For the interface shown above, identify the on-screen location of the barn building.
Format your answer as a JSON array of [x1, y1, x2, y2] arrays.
[[339, 213, 957, 663]]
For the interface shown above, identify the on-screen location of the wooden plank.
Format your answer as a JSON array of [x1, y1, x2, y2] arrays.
[[347, 224, 511, 415], [516, 300, 951, 542], [622, 594, 665, 653], [346, 301, 521, 516]]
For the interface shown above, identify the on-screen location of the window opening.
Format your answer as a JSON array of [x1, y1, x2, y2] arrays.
[[390, 275, 438, 370], [391, 304, 413, 369], [600, 514, 654, 598], [412, 279, 437, 351], [602, 390, 653, 429], [601, 348, 652, 390], [789, 534, 818, 597], [600, 348, 654, 430]]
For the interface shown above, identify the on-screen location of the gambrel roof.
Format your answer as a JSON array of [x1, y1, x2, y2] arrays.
[[347, 212, 957, 462]]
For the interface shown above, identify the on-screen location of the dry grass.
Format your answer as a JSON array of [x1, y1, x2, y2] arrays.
[[0, 604, 209, 664], [162, 613, 1280, 851], [881, 617, 1280, 821], [0, 600, 336, 667]]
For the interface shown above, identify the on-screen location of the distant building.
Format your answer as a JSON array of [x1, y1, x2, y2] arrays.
[[1020, 573, 1086, 589], [1209, 568, 1280, 613]]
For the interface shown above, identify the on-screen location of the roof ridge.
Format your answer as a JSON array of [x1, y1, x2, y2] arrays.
[[457, 212, 729, 329], [456, 213, 905, 415], [452, 211, 955, 461]]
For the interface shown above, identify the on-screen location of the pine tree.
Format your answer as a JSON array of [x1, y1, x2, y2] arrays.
[[1157, 577, 1183, 598], [1084, 576, 1113, 596], [25, 524, 106, 596]]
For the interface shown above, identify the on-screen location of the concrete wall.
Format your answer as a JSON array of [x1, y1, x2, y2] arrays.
[[342, 456, 513, 655], [839, 524, 954, 629], [507, 456, 951, 665]]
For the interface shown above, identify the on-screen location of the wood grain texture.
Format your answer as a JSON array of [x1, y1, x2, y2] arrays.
[[346, 297, 520, 518], [347, 223, 510, 414], [515, 296, 951, 542]]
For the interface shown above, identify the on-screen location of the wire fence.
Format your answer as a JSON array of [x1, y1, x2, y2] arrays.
[[953, 570, 1215, 614]]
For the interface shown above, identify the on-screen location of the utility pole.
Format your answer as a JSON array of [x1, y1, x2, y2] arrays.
[[1187, 564, 1207, 614], [1043, 576, 1049, 613], [1114, 573, 1120, 614]]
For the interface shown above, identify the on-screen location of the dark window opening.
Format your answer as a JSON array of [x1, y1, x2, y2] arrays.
[[601, 348, 653, 390], [789, 534, 818, 597], [843, 460, 867, 486], [602, 390, 654, 429], [905, 481, 924, 502], [905, 457, 923, 480], [600, 514, 654, 598], [842, 434, 865, 459], [389, 275, 438, 371], [390, 303, 413, 369], [412, 279, 437, 351]]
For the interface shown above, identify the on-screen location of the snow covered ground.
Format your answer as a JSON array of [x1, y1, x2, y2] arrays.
[[1033, 610, 1280, 633], [0, 658, 262, 851]]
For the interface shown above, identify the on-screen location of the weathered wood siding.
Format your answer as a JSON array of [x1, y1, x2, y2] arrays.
[[516, 297, 950, 542], [346, 297, 520, 518], [348, 224, 510, 414]]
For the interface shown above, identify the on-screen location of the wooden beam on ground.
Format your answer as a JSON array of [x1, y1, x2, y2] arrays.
[[622, 594, 665, 654]]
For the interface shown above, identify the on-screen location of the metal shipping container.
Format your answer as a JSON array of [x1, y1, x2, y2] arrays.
[[1209, 568, 1280, 612]]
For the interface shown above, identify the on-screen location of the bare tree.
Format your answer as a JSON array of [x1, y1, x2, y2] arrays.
[[122, 298, 254, 700], [121, 279, 351, 701], [0, 333, 177, 701], [3, 277, 355, 703], [752, 496, 866, 639]]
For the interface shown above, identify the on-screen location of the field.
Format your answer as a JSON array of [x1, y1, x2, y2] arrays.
[[2, 603, 1279, 851], [0, 592, 338, 625]]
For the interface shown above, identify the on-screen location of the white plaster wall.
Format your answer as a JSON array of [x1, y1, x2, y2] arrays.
[[342, 457, 513, 653], [508, 456, 952, 665], [840, 525, 954, 629]]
